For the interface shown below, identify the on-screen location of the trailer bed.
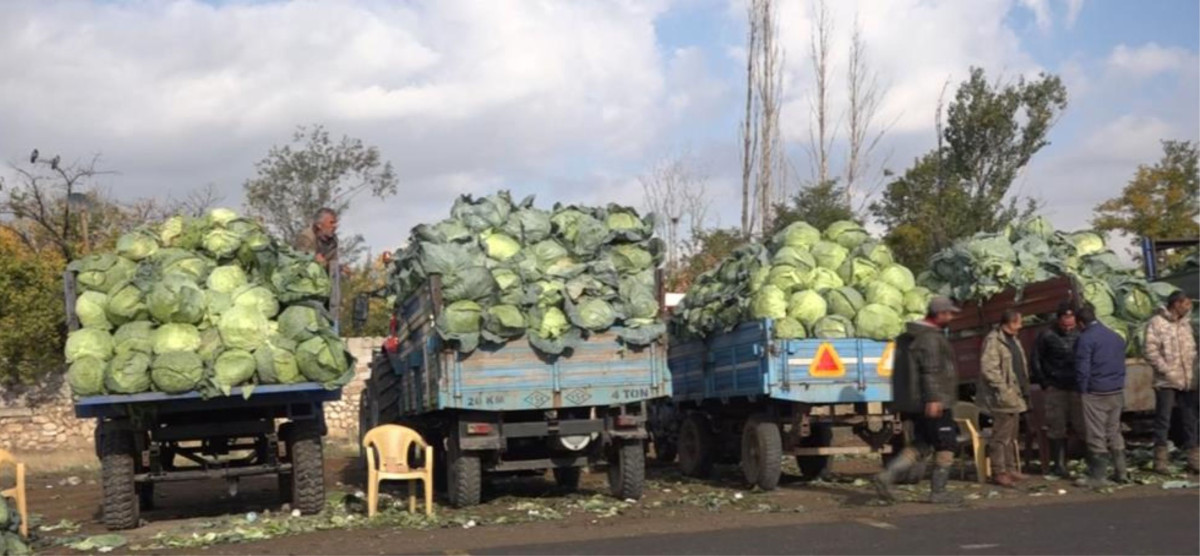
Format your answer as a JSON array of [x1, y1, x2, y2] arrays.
[[75, 383, 342, 419]]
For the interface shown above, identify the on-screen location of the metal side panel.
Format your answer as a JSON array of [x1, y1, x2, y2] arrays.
[[680, 321, 773, 401], [667, 338, 708, 401], [772, 338, 893, 404]]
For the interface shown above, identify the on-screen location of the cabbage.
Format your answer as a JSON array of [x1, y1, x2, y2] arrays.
[[65, 328, 114, 362], [812, 241, 850, 271], [157, 249, 214, 282], [198, 327, 224, 365], [214, 349, 257, 394], [609, 245, 655, 275], [159, 216, 186, 247], [825, 220, 869, 250], [153, 323, 202, 354], [854, 304, 904, 340], [70, 254, 137, 294], [813, 315, 856, 339], [207, 265, 248, 294], [1115, 280, 1156, 322], [854, 241, 895, 267], [151, 351, 205, 394], [232, 285, 280, 319], [68, 357, 107, 396], [116, 230, 160, 261], [203, 227, 243, 260], [531, 306, 570, 339], [772, 247, 817, 271], [1017, 215, 1055, 240], [437, 300, 484, 352], [106, 351, 152, 394], [838, 258, 879, 287], [903, 287, 933, 315], [206, 208, 240, 227], [773, 222, 822, 249], [277, 305, 329, 342], [482, 230, 521, 261], [270, 255, 332, 303], [218, 305, 270, 351], [605, 204, 651, 242], [106, 281, 147, 326], [296, 336, 352, 385], [767, 264, 811, 293], [825, 287, 865, 319], [1082, 279, 1115, 316], [113, 321, 155, 355], [147, 275, 206, 324], [787, 290, 828, 327], [877, 264, 916, 293], [809, 267, 844, 291], [483, 304, 526, 342], [865, 281, 905, 313], [255, 335, 301, 384], [76, 291, 112, 330], [441, 266, 496, 303], [1068, 231, 1105, 256], [751, 285, 788, 320], [567, 297, 618, 331], [775, 317, 808, 339]]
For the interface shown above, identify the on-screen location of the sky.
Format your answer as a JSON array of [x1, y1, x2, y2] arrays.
[[0, 0, 1196, 260]]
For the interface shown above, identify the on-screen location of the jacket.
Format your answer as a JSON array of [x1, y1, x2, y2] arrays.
[[892, 320, 958, 414], [1075, 322, 1127, 395], [976, 329, 1029, 414], [1032, 325, 1079, 391], [293, 227, 339, 270], [1144, 307, 1198, 391]]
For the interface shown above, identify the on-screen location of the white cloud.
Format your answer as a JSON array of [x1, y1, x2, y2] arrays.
[[1107, 43, 1195, 81], [1020, 0, 1054, 32], [1064, 0, 1085, 29]]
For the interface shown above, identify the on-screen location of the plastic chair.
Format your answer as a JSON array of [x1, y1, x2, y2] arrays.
[[362, 425, 434, 517], [0, 449, 29, 539], [954, 402, 1020, 483]]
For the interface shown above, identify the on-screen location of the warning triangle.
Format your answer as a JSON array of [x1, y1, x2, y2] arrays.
[[877, 342, 896, 377], [809, 343, 845, 377]]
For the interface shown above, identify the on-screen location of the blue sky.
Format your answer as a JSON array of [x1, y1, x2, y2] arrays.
[[0, 0, 1195, 257]]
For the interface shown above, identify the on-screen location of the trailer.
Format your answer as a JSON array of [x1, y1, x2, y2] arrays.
[[650, 319, 898, 490], [360, 277, 670, 507], [65, 274, 342, 530]]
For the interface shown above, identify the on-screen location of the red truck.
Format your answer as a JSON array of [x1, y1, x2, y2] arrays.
[[947, 276, 1157, 468]]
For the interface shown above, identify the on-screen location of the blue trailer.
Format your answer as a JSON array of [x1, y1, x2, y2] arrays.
[[650, 319, 898, 490], [361, 277, 670, 507], [65, 275, 342, 530]]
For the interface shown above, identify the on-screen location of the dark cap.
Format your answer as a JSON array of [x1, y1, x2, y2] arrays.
[[929, 296, 961, 314]]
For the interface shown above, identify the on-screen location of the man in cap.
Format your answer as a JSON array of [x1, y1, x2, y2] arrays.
[[1031, 302, 1083, 477], [874, 296, 961, 504]]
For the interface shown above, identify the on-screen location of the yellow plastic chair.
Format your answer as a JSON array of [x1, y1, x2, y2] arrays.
[[954, 403, 1020, 483], [362, 425, 434, 517], [0, 449, 29, 539]]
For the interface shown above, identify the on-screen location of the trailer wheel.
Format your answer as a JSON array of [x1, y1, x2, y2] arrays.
[[608, 440, 645, 500], [678, 414, 715, 478], [552, 467, 582, 491], [447, 445, 482, 508], [287, 420, 325, 515], [99, 425, 139, 530], [797, 423, 834, 480], [740, 416, 782, 491]]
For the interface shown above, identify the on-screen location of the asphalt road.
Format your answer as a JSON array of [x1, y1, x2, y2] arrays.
[[477, 494, 1200, 555]]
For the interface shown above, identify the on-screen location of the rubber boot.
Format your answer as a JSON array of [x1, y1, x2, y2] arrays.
[[1076, 453, 1112, 489], [1110, 449, 1128, 484], [1153, 445, 1171, 475], [1187, 447, 1199, 474], [873, 448, 916, 503], [1049, 439, 1068, 477], [928, 465, 960, 504]]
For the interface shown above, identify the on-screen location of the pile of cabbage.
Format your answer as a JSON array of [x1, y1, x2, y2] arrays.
[[673, 220, 926, 341], [384, 192, 664, 355], [921, 215, 1180, 354], [0, 495, 28, 556], [64, 209, 353, 398]]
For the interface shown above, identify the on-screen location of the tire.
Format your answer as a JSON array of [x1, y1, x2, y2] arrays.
[[797, 423, 834, 480], [288, 420, 326, 515], [608, 440, 646, 500], [678, 414, 715, 478], [447, 445, 482, 508], [99, 424, 139, 530], [552, 467, 582, 490], [358, 389, 375, 463], [740, 416, 782, 491]]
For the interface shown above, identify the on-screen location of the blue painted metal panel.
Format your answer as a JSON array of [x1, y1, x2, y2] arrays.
[[668, 319, 894, 405]]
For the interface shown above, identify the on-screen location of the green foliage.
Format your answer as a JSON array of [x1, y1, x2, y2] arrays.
[[770, 180, 856, 237], [871, 67, 1066, 271]]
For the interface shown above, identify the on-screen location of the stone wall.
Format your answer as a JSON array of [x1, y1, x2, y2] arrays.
[[0, 337, 383, 452]]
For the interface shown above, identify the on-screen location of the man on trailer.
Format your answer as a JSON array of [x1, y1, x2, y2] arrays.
[[874, 297, 961, 504], [295, 207, 342, 332], [1031, 302, 1083, 477]]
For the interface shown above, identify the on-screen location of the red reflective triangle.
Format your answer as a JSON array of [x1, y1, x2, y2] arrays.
[[814, 347, 840, 372]]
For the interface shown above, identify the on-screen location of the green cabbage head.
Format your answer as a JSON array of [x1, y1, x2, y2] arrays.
[[68, 357, 107, 396], [214, 349, 257, 394], [787, 290, 828, 327], [854, 304, 904, 340], [153, 323, 202, 354], [218, 305, 270, 351], [106, 351, 152, 394], [151, 351, 205, 394], [65, 328, 114, 363]]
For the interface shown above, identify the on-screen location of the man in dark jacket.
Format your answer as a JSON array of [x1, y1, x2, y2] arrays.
[[294, 207, 342, 332], [874, 297, 961, 504], [1032, 302, 1082, 477], [1074, 304, 1128, 488]]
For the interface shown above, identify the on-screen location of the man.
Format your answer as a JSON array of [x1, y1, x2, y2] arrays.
[[294, 207, 341, 331], [977, 310, 1030, 487], [874, 296, 961, 504], [1075, 304, 1128, 488], [1144, 290, 1198, 474], [1032, 302, 1083, 477]]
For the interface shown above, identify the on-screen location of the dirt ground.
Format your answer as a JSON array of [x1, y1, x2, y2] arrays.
[[17, 444, 1199, 555]]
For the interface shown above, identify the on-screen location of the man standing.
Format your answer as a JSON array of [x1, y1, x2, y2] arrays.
[[977, 310, 1030, 487], [875, 297, 961, 504], [1032, 303, 1083, 477], [294, 207, 342, 331], [1075, 304, 1128, 488], [1144, 290, 1198, 474]]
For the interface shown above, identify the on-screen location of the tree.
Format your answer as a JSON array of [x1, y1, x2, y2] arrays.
[[639, 153, 711, 287], [244, 124, 398, 262], [770, 180, 856, 235], [871, 67, 1066, 270], [0, 227, 65, 385], [1, 153, 116, 259], [1094, 140, 1199, 265], [807, 0, 834, 189], [671, 228, 747, 292], [739, 0, 786, 239], [337, 255, 392, 338], [843, 12, 892, 211]]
